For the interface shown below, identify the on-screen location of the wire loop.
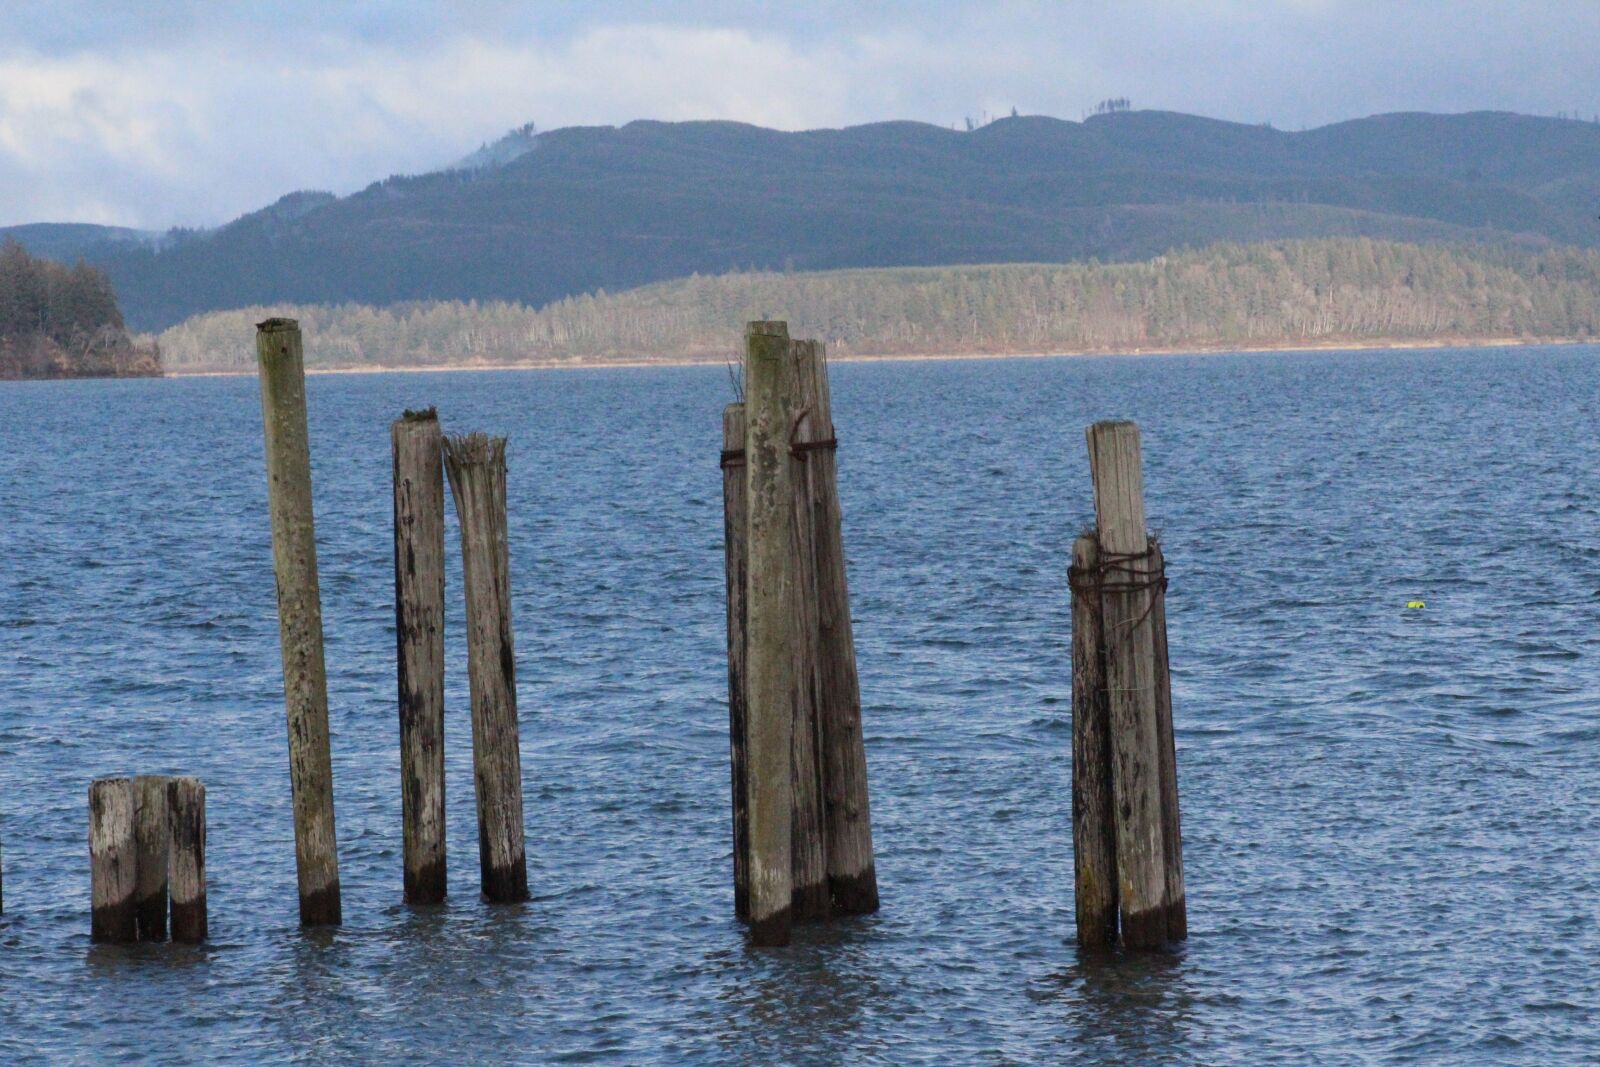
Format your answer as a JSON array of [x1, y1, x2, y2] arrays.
[[1068, 542, 1169, 632]]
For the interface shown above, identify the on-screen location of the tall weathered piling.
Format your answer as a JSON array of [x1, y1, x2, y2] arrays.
[[393, 408, 448, 905], [443, 433, 529, 904], [721, 402, 751, 922], [1069, 535, 1118, 948], [742, 321, 798, 946], [800, 340, 878, 914], [89, 777, 138, 943], [724, 325, 879, 942], [133, 774, 170, 940], [788, 340, 829, 921], [255, 318, 341, 927], [1082, 419, 1185, 947], [166, 777, 208, 944]]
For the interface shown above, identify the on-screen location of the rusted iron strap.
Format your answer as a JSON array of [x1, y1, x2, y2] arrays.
[[720, 437, 838, 469]]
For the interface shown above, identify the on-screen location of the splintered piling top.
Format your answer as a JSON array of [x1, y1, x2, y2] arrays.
[[442, 432, 507, 468], [256, 318, 300, 333]]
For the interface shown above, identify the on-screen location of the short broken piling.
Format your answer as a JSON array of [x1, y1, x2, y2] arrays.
[[1070, 419, 1187, 948], [393, 408, 447, 905], [89, 777, 138, 943], [443, 433, 529, 904], [166, 777, 208, 944], [255, 318, 342, 927], [134, 774, 170, 940]]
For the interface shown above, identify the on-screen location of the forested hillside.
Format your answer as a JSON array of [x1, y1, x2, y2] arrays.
[[11, 109, 1600, 331], [155, 238, 1600, 371], [0, 241, 159, 379]]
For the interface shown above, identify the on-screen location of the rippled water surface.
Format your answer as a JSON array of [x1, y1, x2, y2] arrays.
[[3, 346, 1600, 1064]]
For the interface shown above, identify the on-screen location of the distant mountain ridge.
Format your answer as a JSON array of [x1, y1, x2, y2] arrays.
[[6, 109, 1599, 331]]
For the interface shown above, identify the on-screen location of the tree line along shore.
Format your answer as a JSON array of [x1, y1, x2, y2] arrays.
[[151, 238, 1600, 373], [0, 240, 160, 380]]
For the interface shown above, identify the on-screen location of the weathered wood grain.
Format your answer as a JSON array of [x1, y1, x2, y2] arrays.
[[787, 339, 830, 921], [1149, 539, 1187, 941], [444, 432, 529, 904], [742, 321, 796, 947], [393, 408, 447, 905], [255, 317, 342, 926], [89, 777, 138, 943], [721, 402, 751, 922], [1085, 419, 1168, 948], [166, 777, 207, 944], [1070, 535, 1117, 948], [134, 774, 169, 940], [801, 340, 879, 915]]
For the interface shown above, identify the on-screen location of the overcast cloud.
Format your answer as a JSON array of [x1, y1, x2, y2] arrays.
[[1, 1, 1596, 228]]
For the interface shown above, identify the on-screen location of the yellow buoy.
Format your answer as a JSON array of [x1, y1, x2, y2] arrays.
[[1406, 600, 1425, 610]]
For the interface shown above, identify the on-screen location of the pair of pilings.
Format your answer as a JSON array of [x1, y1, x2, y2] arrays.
[[392, 413, 528, 905], [1070, 420, 1187, 949], [255, 320, 526, 923], [723, 321, 878, 947], [88, 775, 206, 943]]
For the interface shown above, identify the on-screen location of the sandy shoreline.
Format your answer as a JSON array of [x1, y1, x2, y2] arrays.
[[162, 334, 1596, 378]]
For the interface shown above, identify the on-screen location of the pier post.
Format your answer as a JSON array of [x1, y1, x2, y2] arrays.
[[393, 408, 447, 904], [742, 321, 797, 946], [1069, 535, 1118, 947], [721, 402, 751, 921], [1085, 420, 1169, 948], [788, 340, 829, 921], [255, 318, 342, 927], [89, 777, 138, 943], [800, 340, 879, 915], [1149, 540, 1187, 940], [443, 433, 529, 904], [133, 774, 170, 940], [167, 777, 208, 944]]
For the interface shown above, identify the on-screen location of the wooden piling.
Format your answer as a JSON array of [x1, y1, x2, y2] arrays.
[[255, 318, 341, 927], [800, 340, 879, 915], [443, 433, 529, 904], [393, 408, 448, 905], [721, 402, 751, 922], [742, 321, 797, 947], [1149, 540, 1187, 940], [1085, 420, 1168, 948], [1069, 535, 1118, 947], [89, 777, 138, 943], [788, 340, 829, 921], [133, 774, 170, 940], [166, 777, 207, 944]]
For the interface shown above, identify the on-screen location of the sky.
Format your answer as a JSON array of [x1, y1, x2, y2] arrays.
[[1, 1, 1597, 229]]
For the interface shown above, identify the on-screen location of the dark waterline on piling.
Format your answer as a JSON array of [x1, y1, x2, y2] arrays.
[[2, 345, 1600, 1062]]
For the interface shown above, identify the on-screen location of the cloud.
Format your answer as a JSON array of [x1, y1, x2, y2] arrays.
[[0, 2, 1596, 228], [0, 25, 861, 228]]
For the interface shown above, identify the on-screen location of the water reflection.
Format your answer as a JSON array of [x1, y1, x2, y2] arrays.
[[1034, 944, 1197, 1061], [711, 917, 891, 1061]]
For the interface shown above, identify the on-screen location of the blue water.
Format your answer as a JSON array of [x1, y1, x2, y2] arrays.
[[2, 346, 1599, 1064]]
